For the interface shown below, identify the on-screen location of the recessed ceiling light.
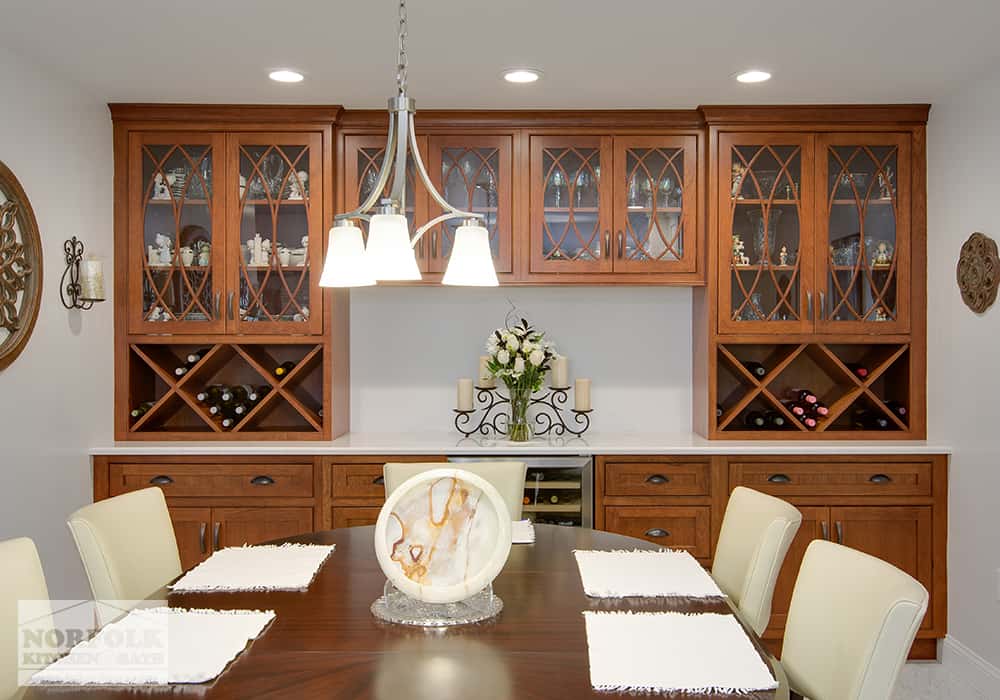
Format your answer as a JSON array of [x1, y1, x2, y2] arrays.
[[503, 68, 541, 84], [269, 69, 304, 83], [736, 70, 771, 84]]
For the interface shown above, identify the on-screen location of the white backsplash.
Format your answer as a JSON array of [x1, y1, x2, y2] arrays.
[[348, 286, 693, 434]]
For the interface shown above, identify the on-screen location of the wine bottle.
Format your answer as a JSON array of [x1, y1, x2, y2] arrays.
[[221, 416, 236, 429], [229, 385, 255, 403], [232, 403, 249, 416], [853, 409, 890, 430], [796, 413, 817, 429], [220, 386, 234, 402], [787, 388, 818, 405], [174, 358, 199, 377], [130, 401, 155, 419], [846, 362, 869, 379], [273, 360, 296, 378], [743, 411, 766, 429], [763, 410, 786, 429], [810, 401, 830, 417], [522, 496, 531, 505], [742, 361, 767, 378], [185, 348, 211, 364], [780, 400, 806, 416], [884, 400, 907, 418], [196, 385, 225, 404], [548, 495, 560, 504]]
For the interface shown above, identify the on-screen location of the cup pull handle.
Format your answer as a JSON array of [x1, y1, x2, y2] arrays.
[[835, 521, 844, 544], [199, 523, 207, 554], [869, 473, 892, 484], [644, 528, 670, 538], [645, 474, 670, 485], [372, 475, 385, 485], [767, 473, 792, 484], [149, 475, 174, 485], [213, 522, 221, 551], [250, 475, 275, 486], [821, 521, 830, 540]]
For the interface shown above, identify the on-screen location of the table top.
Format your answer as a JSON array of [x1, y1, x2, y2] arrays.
[[26, 525, 786, 700]]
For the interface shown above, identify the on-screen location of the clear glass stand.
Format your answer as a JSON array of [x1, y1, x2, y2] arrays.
[[370, 580, 503, 627]]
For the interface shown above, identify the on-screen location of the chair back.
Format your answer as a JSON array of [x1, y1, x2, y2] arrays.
[[67, 487, 181, 621], [384, 462, 527, 520], [782, 539, 928, 700], [1, 537, 50, 700], [711, 486, 802, 634]]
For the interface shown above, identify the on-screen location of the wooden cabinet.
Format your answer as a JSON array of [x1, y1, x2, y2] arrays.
[[169, 507, 212, 570], [604, 505, 711, 557], [213, 507, 314, 550], [326, 455, 447, 528]]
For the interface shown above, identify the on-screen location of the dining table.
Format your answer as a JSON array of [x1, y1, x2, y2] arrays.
[[25, 525, 788, 699]]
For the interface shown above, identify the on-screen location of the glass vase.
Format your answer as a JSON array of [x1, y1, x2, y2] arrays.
[[505, 383, 532, 442]]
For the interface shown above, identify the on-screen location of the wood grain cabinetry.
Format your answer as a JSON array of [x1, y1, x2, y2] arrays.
[[326, 455, 447, 529]]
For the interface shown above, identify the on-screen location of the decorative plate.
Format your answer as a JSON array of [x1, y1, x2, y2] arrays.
[[374, 468, 512, 604], [957, 232, 1000, 313], [0, 160, 42, 371]]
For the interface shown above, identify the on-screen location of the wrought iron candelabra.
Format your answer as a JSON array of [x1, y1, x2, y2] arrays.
[[453, 385, 593, 438]]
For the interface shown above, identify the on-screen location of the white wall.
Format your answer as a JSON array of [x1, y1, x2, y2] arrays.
[[927, 74, 1000, 669], [0, 47, 114, 599], [350, 286, 693, 434]]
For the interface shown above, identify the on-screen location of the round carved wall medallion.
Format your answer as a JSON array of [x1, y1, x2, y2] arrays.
[[0, 160, 42, 370], [957, 232, 1000, 314]]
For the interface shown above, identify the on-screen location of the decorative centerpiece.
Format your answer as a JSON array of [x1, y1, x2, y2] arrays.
[[484, 318, 555, 441]]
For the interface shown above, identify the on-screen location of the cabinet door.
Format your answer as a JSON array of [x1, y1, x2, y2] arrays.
[[332, 507, 382, 529], [830, 506, 933, 630], [212, 507, 314, 548], [342, 134, 430, 272], [128, 132, 227, 334], [426, 135, 513, 274], [816, 134, 911, 333], [228, 133, 324, 334], [604, 506, 711, 558], [612, 135, 698, 273], [529, 135, 613, 273], [169, 507, 211, 571], [764, 506, 829, 637], [718, 133, 815, 334]]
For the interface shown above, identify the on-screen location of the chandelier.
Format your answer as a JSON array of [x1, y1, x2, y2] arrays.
[[319, 0, 498, 287]]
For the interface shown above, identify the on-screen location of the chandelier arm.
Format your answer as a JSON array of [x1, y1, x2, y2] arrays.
[[407, 112, 483, 220], [334, 112, 397, 222], [389, 103, 410, 212], [411, 211, 478, 246]]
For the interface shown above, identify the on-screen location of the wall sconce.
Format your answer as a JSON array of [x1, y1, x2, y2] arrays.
[[60, 236, 105, 310]]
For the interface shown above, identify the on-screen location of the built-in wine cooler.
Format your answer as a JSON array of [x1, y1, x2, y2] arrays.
[[449, 456, 593, 528]]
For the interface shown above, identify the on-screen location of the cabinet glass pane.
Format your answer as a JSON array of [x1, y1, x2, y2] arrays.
[[623, 147, 684, 261], [541, 147, 601, 262], [237, 144, 311, 324], [140, 144, 215, 323], [826, 145, 899, 323], [439, 147, 500, 259], [728, 144, 803, 322], [357, 147, 416, 235]]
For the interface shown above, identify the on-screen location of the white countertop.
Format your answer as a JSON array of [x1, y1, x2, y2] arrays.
[[89, 431, 951, 456]]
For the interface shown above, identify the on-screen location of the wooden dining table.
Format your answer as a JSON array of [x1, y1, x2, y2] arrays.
[[26, 525, 788, 699]]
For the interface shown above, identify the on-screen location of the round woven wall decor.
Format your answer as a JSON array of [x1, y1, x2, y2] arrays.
[[957, 232, 1000, 314], [0, 160, 43, 370]]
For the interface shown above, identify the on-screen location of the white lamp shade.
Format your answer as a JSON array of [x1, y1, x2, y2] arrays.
[[319, 223, 375, 287], [366, 214, 421, 281], [442, 224, 499, 286]]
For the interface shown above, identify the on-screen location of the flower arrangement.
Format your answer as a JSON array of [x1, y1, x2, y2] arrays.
[[484, 318, 558, 441]]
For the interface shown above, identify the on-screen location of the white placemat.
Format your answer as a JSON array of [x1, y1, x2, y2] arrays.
[[512, 519, 535, 544], [170, 543, 335, 592], [583, 611, 777, 694], [573, 549, 724, 598], [30, 607, 274, 685]]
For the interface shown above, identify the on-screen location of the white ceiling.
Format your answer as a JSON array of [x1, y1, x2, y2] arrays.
[[2, 0, 999, 109]]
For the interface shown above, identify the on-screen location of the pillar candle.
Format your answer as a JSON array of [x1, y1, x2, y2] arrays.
[[457, 378, 474, 411], [574, 378, 592, 411], [79, 256, 106, 301], [550, 356, 569, 388], [478, 356, 495, 388]]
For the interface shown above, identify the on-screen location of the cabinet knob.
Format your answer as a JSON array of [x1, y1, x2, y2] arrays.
[[645, 474, 670, 485], [372, 475, 385, 486], [250, 475, 275, 486], [149, 475, 174, 485], [767, 473, 792, 484], [644, 528, 670, 538], [869, 473, 892, 484]]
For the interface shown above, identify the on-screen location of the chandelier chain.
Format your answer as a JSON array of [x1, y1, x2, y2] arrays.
[[396, 0, 408, 95]]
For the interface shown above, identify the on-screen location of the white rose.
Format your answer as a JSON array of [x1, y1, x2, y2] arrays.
[[507, 337, 519, 352], [513, 356, 525, 373], [529, 349, 544, 366], [522, 340, 535, 353], [497, 349, 510, 364]]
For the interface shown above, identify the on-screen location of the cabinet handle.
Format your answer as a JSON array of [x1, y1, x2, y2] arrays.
[[214, 292, 221, 319], [767, 473, 792, 484], [431, 231, 438, 259], [227, 291, 235, 321], [417, 237, 424, 258], [149, 475, 173, 485], [617, 231, 624, 259], [869, 473, 892, 484], [250, 475, 275, 486], [806, 291, 814, 321], [644, 528, 670, 538], [213, 522, 221, 551], [821, 521, 829, 540], [819, 291, 826, 320], [603, 231, 610, 258], [835, 521, 844, 544], [199, 523, 207, 554], [645, 474, 670, 485], [372, 475, 385, 485]]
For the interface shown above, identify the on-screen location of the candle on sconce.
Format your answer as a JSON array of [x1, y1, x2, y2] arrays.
[[574, 378, 592, 411], [79, 255, 106, 302], [550, 355, 569, 388], [457, 378, 474, 411], [478, 356, 495, 388]]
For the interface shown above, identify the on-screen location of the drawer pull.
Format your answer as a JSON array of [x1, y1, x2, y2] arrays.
[[213, 522, 221, 551], [821, 521, 829, 540], [645, 474, 670, 485], [199, 523, 207, 554], [644, 528, 670, 538], [149, 475, 174, 485], [250, 475, 275, 486], [767, 473, 792, 484], [869, 473, 892, 484], [372, 475, 385, 486], [835, 521, 844, 544]]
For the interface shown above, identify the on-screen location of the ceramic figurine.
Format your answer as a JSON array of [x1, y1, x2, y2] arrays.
[[878, 167, 894, 199], [147, 245, 157, 266], [298, 171, 309, 196], [179, 246, 194, 266], [293, 306, 311, 323], [873, 306, 889, 322], [779, 245, 789, 266], [196, 241, 211, 266], [278, 247, 291, 266], [247, 234, 272, 266], [148, 306, 165, 322], [731, 163, 747, 199], [732, 234, 749, 266], [288, 171, 308, 200], [152, 173, 171, 200], [872, 241, 892, 267]]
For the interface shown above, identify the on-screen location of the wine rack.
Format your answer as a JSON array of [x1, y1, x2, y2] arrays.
[[714, 342, 912, 438], [125, 341, 328, 440]]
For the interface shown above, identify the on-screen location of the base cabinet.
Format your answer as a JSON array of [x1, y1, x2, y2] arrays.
[[169, 507, 212, 571]]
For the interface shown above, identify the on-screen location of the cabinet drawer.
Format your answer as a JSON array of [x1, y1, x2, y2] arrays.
[[604, 506, 711, 558], [332, 507, 381, 529], [605, 461, 710, 496], [730, 461, 932, 496], [330, 464, 389, 500], [110, 463, 314, 498]]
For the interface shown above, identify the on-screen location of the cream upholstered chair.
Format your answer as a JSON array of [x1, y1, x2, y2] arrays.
[[1, 538, 51, 700], [383, 462, 527, 520], [711, 486, 802, 635], [67, 487, 182, 618], [781, 539, 928, 700]]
